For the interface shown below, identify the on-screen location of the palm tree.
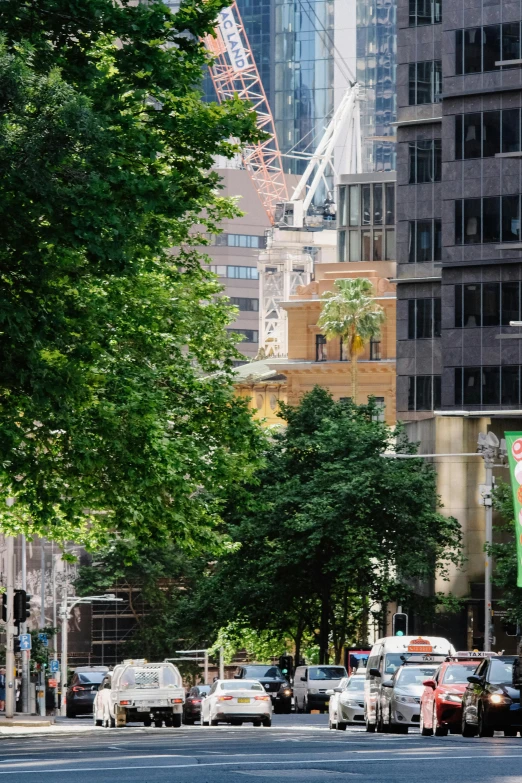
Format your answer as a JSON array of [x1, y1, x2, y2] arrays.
[[317, 277, 385, 402]]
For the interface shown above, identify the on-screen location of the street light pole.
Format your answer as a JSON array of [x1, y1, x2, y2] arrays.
[[382, 432, 507, 653], [5, 534, 15, 718]]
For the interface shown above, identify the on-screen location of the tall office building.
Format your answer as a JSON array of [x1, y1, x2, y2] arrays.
[[356, 0, 397, 172], [395, 0, 522, 650]]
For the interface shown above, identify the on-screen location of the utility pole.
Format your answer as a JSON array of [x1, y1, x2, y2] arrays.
[[5, 533, 15, 718], [38, 540, 46, 716], [20, 536, 30, 714], [60, 593, 68, 717], [219, 647, 225, 680]]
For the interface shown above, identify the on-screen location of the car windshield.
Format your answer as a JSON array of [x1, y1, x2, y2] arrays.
[[309, 667, 346, 681], [442, 664, 478, 685], [221, 681, 264, 691], [346, 677, 365, 692], [78, 672, 106, 684], [396, 667, 437, 686], [243, 666, 283, 679], [489, 659, 514, 685], [384, 654, 406, 674]]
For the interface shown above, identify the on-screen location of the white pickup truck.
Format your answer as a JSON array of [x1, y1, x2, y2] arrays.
[[95, 661, 185, 727]]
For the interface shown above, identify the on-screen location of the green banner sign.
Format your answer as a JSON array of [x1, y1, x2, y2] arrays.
[[504, 432, 522, 587]]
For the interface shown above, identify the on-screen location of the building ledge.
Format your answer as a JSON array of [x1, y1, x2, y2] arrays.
[[392, 276, 441, 283], [434, 409, 522, 417], [394, 116, 442, 127], [443, 84, 522, 99], [495, 151, 522, 158]]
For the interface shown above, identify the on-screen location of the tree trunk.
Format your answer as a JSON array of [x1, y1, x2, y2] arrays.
[[319, 580, 330, 664], [350, 333, 358, 402]]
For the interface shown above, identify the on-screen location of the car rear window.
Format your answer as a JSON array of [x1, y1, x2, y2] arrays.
[[396, 667, 437, 686], [78, 672, 106, 684], [442, 664, 478, 685], [220, 681, 264, 691], [309, 667, 346, 681], [243, 666, 283, 679]]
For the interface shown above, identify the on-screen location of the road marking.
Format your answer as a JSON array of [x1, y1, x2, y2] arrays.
[[0, 752, 521, 774]]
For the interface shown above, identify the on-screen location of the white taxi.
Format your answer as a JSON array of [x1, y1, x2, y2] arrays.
[[201, 679, 272, 727]]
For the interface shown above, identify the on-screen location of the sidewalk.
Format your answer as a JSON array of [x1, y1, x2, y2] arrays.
[[0, 716, 98, 736]]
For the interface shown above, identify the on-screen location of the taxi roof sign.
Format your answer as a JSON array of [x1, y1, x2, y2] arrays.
[[407, 637, 433, 654]]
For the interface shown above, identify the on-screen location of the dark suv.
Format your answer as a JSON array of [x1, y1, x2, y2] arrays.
[[234, 665, 292, 713], [67, 666, 109, 718]]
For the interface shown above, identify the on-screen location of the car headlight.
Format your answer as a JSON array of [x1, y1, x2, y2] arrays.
[[395, 695, 418, 704], [345, 700, 362, 708], [440, 692, 462, 703], [489, 693, 511, 705], [282, 689, 292, 696], [308, 689, 319, 695]]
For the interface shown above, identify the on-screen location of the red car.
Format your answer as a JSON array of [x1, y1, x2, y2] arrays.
[[420, 659, 480, 736]]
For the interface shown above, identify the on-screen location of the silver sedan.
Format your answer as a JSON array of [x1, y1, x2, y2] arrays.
[[380, 665, 438, 733], [328, 673, 366, 730]]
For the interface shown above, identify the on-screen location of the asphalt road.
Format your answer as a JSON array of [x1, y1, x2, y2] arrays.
[[1, 714, 522, 782]]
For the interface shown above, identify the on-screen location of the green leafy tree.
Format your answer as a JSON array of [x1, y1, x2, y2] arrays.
[[490, 480, 522, 628], [0, 1, 266, 549], [317, 278, 385, 401], [204, 388, 463, 664]]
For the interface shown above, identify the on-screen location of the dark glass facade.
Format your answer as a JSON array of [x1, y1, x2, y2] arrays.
[[357, 0, 397, 172], [396, 0, 522, 419]]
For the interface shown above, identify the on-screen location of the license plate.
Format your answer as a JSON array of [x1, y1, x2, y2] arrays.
[[325, 701, 329, 707], [237, 698, 250, 704], [139, 701, 164, 708]]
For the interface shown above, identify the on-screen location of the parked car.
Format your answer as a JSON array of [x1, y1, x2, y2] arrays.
[[201, 679, 272, 726], [420, 658, 481, 736], [294, 665, 348, 714], [328, 672, 366, 730], [379, 663, 440, 733], [234, 665, 292, 713], [183, 685, 211, 724], [67, 666, 109, 718], [365, 635, 455, 732], [461, 655, 522, 737]]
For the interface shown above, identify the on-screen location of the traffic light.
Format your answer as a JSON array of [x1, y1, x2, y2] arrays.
[[278, 655, 294, 678], [392, 612, 408, 636], [13, 590, 31, 629]]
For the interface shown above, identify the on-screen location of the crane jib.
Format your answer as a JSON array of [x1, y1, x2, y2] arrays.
[[218, 8, 249, 73]]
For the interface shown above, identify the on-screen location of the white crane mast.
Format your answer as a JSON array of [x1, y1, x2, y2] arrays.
[[258, 84, 362, 357]]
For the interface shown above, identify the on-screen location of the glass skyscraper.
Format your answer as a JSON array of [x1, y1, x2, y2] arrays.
[[356, 0, 397, 172], [274, 0, 335, 176]]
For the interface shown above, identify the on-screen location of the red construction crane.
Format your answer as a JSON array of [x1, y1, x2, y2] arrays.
[[202, 3, 288, 223]]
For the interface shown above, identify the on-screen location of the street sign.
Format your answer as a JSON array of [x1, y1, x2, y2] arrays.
[[48, 679, 58, 688], [38, 633, 48, 647], [19, 634, 31, 651], [50, 659, 59, 673]]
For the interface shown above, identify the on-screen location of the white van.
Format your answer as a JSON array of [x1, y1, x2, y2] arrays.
[[294, 664, 348, 713], [364, 635, 455, 732]]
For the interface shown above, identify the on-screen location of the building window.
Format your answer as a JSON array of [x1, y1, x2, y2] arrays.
[[408, 220, 442, 263], [455, 366, 522, 406], [341, 183, 396, 261], [340, 338, 349, 362], [409, 60, 442, 105], [456, 23, 521, 75], [230, 297, 259, 312], [408, 298, 441, 339], [213, 265, 260, 279], [215, 233, 265, 249], [456, 109, 521, 160], [339, 230, 347, 262], [408, 375, 441, 411], [372, 397, 385, 421], [409, 0, 441, 26], [370, 339, 382, 360], [409, 140, 442, 184], [316, 334, 328, 362], [455, 196, 521, 245], [455, 282, 521, 327], [227, 329, 259, 343]]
